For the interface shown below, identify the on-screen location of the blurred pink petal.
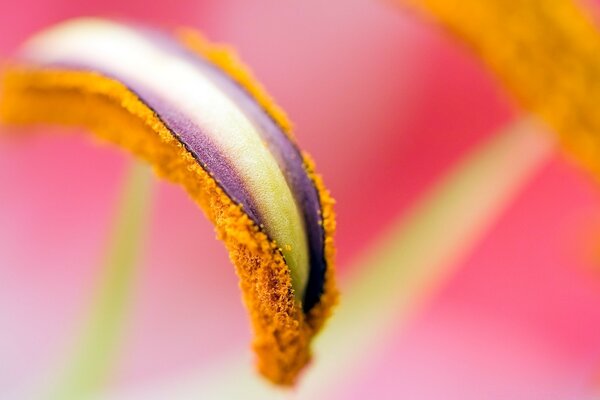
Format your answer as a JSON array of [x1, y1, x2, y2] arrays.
[[342, 155, 600, 399], [2, 0, 600, 398]]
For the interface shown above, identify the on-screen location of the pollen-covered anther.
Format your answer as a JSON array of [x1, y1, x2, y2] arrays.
[[0, 18, 338, 385]]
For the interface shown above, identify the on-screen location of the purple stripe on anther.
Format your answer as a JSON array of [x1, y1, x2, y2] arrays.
[[138, 28, 327, 311], [131, 84, 264, 224], [45, 61, 264, 225], [34, 23, 327, 311]]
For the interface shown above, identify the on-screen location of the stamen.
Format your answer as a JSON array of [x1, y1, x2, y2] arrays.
[[0, 18, 338, 385]]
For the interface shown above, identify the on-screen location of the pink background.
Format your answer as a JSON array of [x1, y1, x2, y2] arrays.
[[2, 1, 600, 398]]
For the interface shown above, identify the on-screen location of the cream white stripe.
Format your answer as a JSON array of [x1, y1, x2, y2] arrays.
[[22, 18, 309, 295]]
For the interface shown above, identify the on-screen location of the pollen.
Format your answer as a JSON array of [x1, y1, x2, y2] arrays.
[[405, 0, 600, 179], [0, 24, 338, 385]]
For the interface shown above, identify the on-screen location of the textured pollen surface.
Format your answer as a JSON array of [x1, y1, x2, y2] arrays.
[[177, 28, 330, 313], [21, 18, 311, 298], [0, 26, 337, 385], [404, 0, 600, 180]]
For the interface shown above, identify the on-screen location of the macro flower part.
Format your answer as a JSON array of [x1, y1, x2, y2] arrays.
[[0, 17, 337, 385], [404, 0, 600, 180]]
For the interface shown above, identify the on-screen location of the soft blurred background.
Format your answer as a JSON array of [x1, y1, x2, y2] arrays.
[[2, 0, 600, 399]]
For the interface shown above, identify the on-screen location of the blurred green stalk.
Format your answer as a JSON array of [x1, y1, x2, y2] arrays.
[[303, 118, 553, 398], [49, 162, 154, 400]]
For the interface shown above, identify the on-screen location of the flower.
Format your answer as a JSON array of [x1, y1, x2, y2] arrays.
[[2, 1, 600, 399]]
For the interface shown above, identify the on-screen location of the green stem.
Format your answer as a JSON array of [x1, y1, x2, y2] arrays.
[[49, 162, 154, 400]]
